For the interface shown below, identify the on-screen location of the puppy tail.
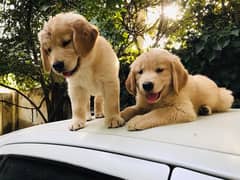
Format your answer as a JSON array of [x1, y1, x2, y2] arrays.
[[215, 88, 234, 112]]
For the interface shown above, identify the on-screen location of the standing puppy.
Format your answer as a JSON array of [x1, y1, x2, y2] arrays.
[[38, 12, 124, 130], [121, 48, 234, 131]]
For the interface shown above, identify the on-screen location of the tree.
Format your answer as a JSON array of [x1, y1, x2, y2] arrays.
[[166, 0, 240, 107], [0, 0, 75, 122]]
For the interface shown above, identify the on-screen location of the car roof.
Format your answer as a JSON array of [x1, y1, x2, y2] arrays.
[[0, 109, 240, 179]]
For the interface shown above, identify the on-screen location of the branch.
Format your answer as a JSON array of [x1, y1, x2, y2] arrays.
[[153, 0, 166, 47], [24, 0, 52, 121], [0, 100, 35, 110], [26, 0, 38, 65], [38, 97, 45, 109]]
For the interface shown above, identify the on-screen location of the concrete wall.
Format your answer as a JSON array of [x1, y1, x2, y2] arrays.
[[17, 88, 47, 129], [0, 87, 47, 134], [0, 88, 17, 134]]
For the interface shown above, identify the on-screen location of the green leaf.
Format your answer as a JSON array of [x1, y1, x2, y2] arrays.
[[201, 35, 210, 42], [208, 51, 216, 62], [122, 32, 128, 39], [231, 41, 240, 48], [184, 56, 191, 63], [195, 41, 205, 54], [230, 29, 239, 36], [221, 39, 230, 48], [40, 5, 52, 12], [213, 41, 222, 51]]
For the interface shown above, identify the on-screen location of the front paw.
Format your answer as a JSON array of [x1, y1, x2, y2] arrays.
[[95, 112, 104, 119], [105, 115, 125, 128], [69, 119, 86, 131], [86, 113, 94, 121], [127, 116, 146, 131]]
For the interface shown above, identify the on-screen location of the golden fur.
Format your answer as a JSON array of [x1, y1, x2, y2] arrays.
[[38, 12, 124, 130], [121, 48, 234, 131]]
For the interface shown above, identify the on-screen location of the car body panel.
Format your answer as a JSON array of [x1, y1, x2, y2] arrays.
[[0, 109, 240, 179]]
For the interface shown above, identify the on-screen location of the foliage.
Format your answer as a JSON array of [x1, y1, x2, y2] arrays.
[[167, 0, 240, 107], [0, 0, 77, 121]]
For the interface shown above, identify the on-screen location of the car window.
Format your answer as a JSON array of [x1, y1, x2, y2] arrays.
[[170, 167, 224, 180], [0, 155, 123, 180]]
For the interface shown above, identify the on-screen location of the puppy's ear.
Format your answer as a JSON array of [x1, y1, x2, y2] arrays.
[[38, 30, 51, 73], [171, 56, 188, 94], [72, 20, 98, 57], [125, 70, 136, 96], [39, 45, 51, 73]]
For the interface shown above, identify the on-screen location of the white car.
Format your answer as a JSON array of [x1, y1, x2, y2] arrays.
[[0, 109, 239, 180]]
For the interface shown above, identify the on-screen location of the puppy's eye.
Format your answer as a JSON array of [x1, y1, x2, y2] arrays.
[[156, 68, 164, 73], [47, 48, 52, 54], [138, 69, 143, 74], [62, 39, 71, 47]]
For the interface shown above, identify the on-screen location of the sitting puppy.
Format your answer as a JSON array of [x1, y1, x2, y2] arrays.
[[121, 48, 234, 131], [38, 12, 124, 130]]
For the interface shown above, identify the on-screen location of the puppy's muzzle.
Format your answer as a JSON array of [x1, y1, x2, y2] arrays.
[[143, 82, 154, 92], [53, 61, 64, 73]]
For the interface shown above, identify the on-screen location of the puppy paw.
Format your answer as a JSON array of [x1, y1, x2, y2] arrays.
[[95, 113, 104, 119], [127, 116, 146, 131], [120, 111, 130, 122], [69, 119, 86, 131], [105, 115, 125, 128], [86, 113, 93, 121]]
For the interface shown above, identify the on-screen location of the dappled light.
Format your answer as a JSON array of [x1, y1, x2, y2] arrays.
[[0, 87, 12, 93], [164, 3, 182, 20], [143, 2, 182, 49]]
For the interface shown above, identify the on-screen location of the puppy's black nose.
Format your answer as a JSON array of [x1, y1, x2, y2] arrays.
[[143, 82, 154, 92], [53, 61, 64, 72]]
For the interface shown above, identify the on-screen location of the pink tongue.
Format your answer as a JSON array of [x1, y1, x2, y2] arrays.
[[146, 93, 159, 104]]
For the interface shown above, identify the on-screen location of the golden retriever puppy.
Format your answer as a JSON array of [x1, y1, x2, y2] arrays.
[[121, 48, 234, 131], [38, 12, 124, 130]]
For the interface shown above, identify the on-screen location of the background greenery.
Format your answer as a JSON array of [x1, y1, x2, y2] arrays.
[[167, 0, 240, 107], [0, 0, 239, 122]]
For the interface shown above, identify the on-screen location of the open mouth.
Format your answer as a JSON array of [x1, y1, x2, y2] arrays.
[[145, 92, 161, 104], [62, 58, 80, 77]]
